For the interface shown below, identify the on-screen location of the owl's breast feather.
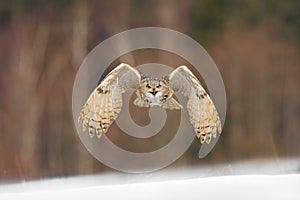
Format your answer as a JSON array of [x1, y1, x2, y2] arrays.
[[146, 91, 163, 106]]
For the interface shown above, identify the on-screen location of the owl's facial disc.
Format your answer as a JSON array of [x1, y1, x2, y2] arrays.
[[145, 81, 162, 96]]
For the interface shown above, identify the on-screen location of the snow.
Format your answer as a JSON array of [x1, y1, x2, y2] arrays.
[[0, 159, 299, 200]]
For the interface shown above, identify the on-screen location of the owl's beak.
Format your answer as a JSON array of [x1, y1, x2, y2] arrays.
[[150, 91, 158, 96]]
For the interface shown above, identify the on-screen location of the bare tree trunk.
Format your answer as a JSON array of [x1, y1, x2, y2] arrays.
[[71, 0, 93, 173], [7, 11, 50, 178]]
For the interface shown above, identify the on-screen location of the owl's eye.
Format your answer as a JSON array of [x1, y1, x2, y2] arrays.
[[156, 85, 161, 89], [146, 84, 151, 89]]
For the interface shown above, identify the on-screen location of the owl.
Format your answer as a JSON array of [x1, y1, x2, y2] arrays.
[[78, 63, 222, 144]]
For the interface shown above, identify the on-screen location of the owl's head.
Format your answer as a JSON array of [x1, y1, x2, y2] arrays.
[[141, 77, 167, 97]]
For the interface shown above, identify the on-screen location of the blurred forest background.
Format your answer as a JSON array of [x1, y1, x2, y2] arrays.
[[0, 0, 300, 181]]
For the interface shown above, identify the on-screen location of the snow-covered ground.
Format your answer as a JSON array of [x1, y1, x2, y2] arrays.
[[0, 159, 299, 200]]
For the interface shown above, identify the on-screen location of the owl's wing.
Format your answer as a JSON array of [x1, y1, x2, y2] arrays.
[[78, 63, 141, 138], [169, 66, 222, 144]]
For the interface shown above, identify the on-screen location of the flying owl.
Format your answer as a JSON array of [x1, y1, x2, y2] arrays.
[[78, 63, 222, 144]]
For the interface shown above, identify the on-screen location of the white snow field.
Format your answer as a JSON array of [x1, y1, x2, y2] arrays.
[[0, 159, 299, 200]]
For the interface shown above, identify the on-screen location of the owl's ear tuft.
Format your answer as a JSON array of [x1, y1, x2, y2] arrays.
[[162, 76, 170, 83], [141, 74, 148, 79]]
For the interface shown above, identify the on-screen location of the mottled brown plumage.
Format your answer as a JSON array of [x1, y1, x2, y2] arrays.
[[78, 63, 222, 144], [78, 63, 140, 138], [169, 66, 222, 144]]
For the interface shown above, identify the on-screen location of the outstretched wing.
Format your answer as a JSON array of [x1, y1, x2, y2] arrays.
[[78, 63, 141, 138], [169, 65, 222, 144]]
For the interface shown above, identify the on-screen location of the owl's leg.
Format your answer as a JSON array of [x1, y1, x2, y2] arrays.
[[162, 97, 183, 110], [133, 97, 150, 108]]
